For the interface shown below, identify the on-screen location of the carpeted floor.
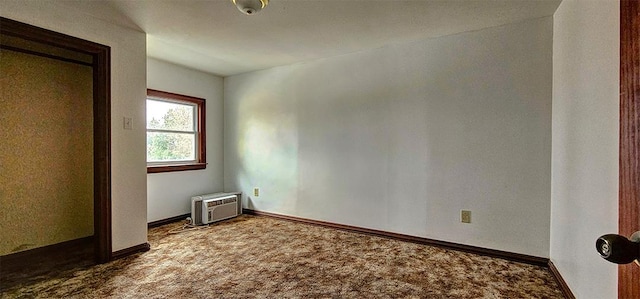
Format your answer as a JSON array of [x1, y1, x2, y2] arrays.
[[2, 215, 564, 298]]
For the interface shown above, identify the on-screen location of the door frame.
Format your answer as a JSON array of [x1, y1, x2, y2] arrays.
[[619, 0, 639, 297], [0, 17, 112, 263]]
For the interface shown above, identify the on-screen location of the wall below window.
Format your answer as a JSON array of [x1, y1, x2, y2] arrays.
[[147, 58, 224, 222], [224, 17, 553, 257], [550, 0, 619, 297]]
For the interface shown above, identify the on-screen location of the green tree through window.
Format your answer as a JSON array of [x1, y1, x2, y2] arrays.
[[147, 105, 194, 161]]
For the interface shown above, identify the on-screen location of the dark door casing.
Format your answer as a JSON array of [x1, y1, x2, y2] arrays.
[[619, 0, 639, 297]]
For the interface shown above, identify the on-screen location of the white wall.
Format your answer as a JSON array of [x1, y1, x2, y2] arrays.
[[147, 58, 225, 222], [225, 18, 553, 257], [550, 1, 619, 298], [0, 1, 148, 252]]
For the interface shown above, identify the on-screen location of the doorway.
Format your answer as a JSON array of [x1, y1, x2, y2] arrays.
[[0, 18, 112, 263]]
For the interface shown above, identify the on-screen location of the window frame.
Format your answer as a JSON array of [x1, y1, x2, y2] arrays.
[[146, 89, 206, 173]]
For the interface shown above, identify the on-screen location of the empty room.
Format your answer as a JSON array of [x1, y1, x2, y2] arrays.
[[0, 0, 637, 298]]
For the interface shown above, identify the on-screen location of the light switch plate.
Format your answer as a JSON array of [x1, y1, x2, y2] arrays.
[[123, 117, 132, 130]]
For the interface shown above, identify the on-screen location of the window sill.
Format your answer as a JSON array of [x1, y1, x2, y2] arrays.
[[147, 163, 207, 174]]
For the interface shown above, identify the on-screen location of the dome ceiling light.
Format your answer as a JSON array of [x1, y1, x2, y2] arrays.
[[231, 0, 269, 15]]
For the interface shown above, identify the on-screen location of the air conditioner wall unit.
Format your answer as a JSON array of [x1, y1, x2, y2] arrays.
[[191, 193, 238, 225]]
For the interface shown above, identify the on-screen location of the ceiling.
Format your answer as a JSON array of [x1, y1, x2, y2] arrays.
[[60, 0, 562, 77]]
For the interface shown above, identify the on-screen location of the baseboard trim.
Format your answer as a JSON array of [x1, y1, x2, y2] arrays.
[[148, 213, 190, 228], [548, 260, 576, 299], [0, 236, 93, 269], [112, 242, 151, 260], [243, 209, 549, 267]]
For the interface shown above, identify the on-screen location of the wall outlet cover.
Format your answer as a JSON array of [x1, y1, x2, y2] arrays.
[[461, 210, 471, 223]]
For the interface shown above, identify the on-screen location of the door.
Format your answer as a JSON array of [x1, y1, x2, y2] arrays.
[[619, 0, 639, 297]]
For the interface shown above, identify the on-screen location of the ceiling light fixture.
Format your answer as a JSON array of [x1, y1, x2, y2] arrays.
[[232, 0, 269, 15]]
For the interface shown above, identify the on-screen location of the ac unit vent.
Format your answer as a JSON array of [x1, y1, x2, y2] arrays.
[[190, 194, 239, 225]]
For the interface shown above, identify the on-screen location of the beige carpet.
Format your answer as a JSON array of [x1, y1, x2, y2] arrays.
[[2, 215, 564, 298]]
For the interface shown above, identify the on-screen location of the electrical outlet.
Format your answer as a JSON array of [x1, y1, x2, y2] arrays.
[[253, 187, 260, 197], [461, 210, 471, 223]]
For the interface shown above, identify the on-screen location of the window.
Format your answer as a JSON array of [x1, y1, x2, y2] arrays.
[[146, 89, 206, 173]]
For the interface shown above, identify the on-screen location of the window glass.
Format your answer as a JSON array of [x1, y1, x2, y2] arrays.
[[146, 132, 195, 162], [146, 99, 194, 132]]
